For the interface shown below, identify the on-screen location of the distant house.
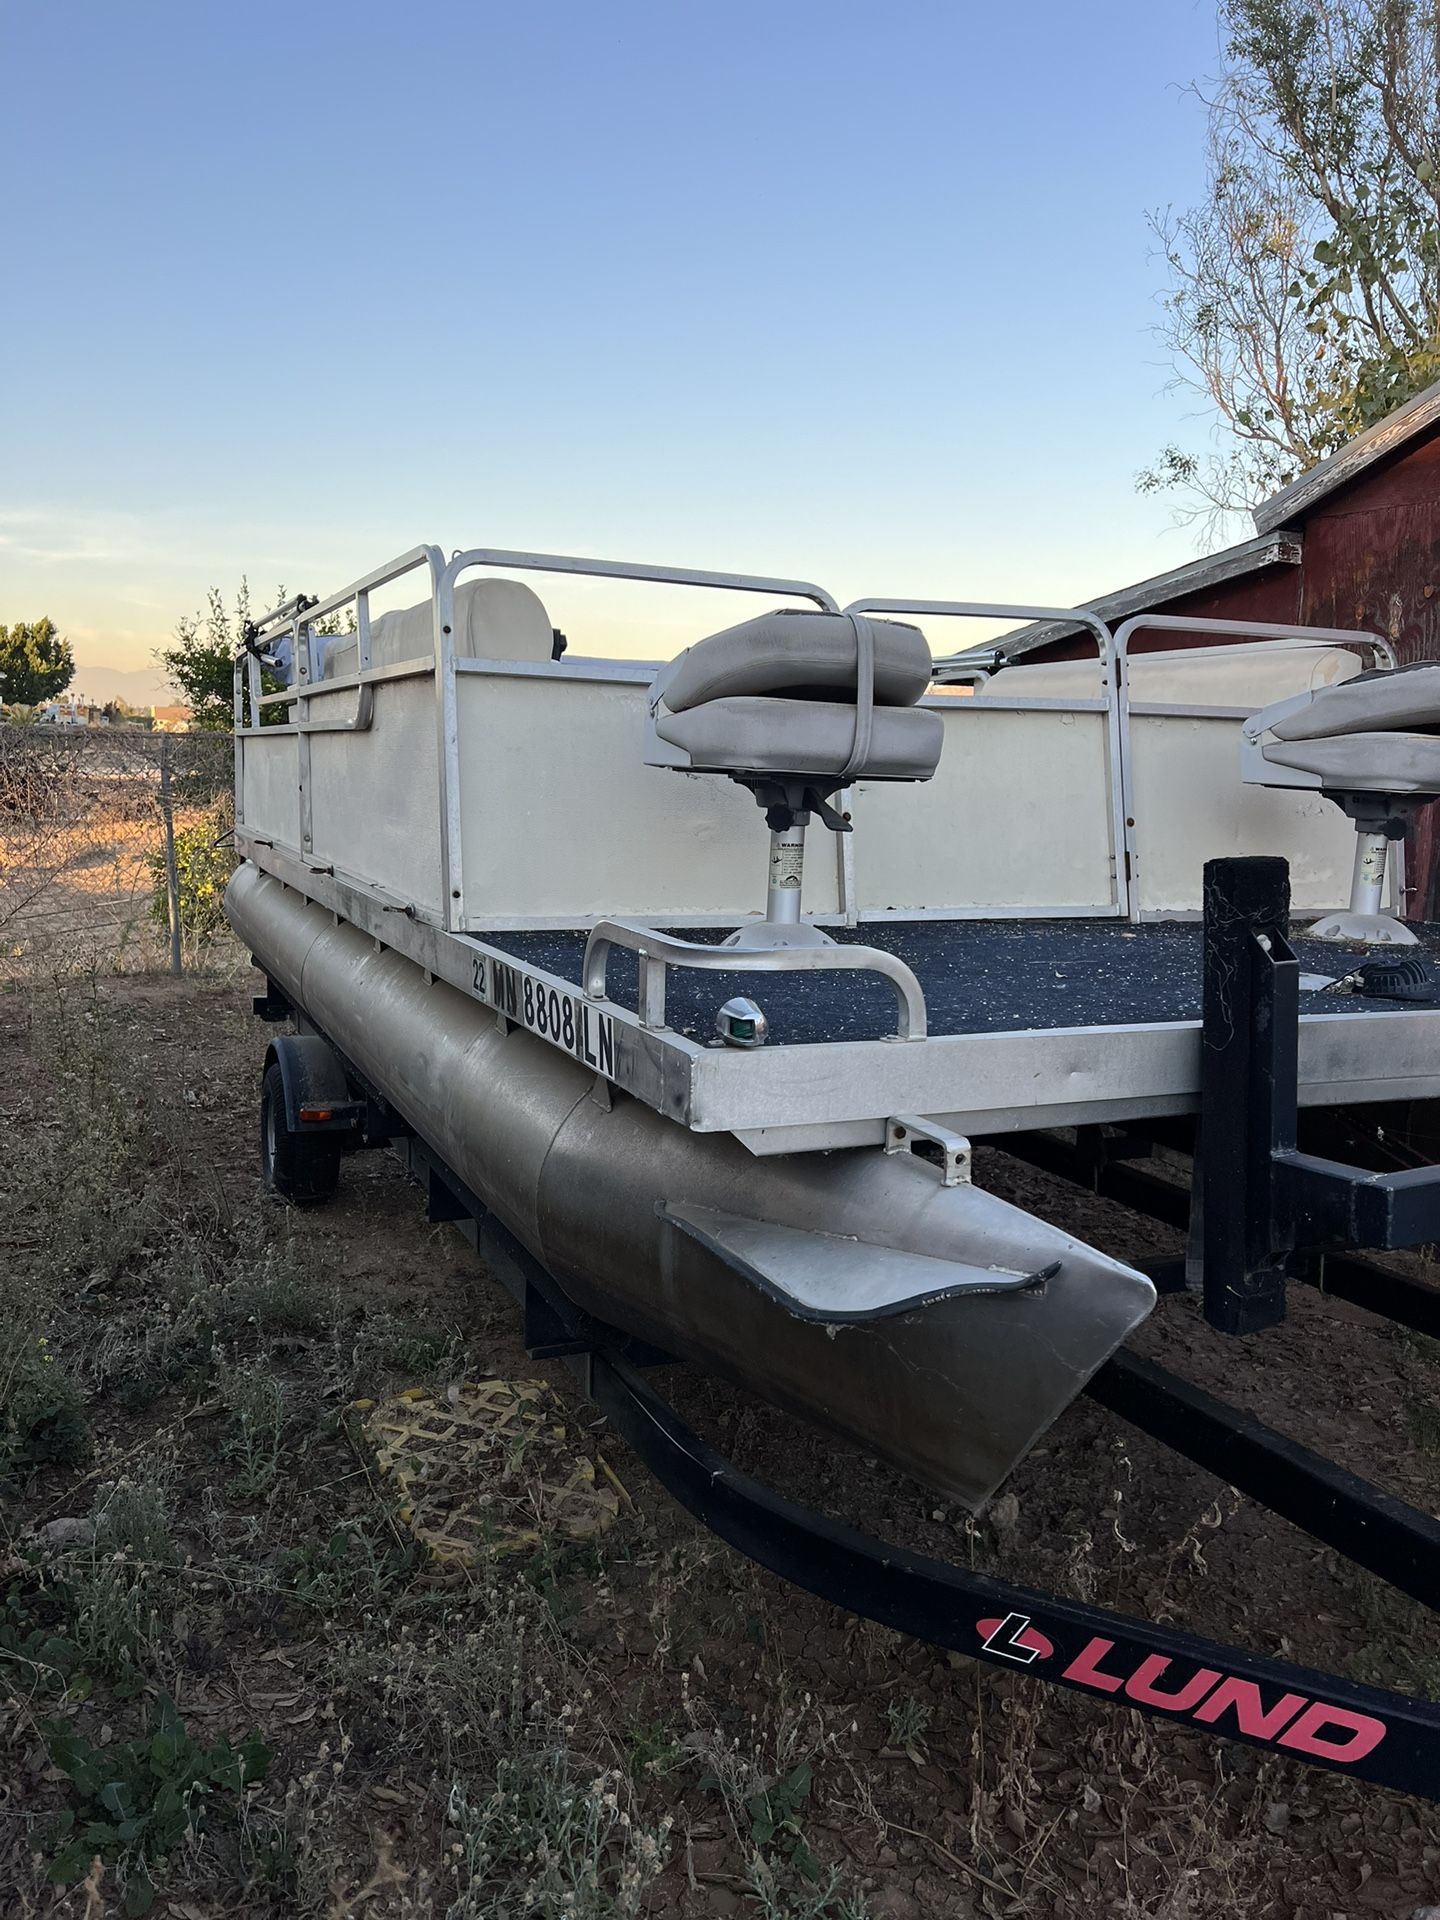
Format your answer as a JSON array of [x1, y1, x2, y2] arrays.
[[150, 704, 194, 732], [37, 697, 106, 727], [943, 378, 1440, 916]]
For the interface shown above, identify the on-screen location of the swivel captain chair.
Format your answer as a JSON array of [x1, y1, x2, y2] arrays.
[[1241, 661, 1440, 944], [645, 608, 943, 948]]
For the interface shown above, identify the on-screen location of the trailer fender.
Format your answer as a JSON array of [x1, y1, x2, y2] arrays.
[[263, 1034, 363, 1133]]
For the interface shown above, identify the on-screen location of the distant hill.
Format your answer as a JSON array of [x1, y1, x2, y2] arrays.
[[67, 662, 176, 709]]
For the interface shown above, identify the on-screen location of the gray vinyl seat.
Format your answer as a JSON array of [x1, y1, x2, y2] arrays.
[[1262, 730, 1440, 792], [649, 610, 942, 783], [1259, 662, 1440, 793], [644, 608, 942, 951], [1243, 660, 1440, 944], [657, 608, 933, 710]]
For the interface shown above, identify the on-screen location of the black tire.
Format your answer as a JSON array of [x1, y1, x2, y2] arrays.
[[260, 1060, 341, 1205]]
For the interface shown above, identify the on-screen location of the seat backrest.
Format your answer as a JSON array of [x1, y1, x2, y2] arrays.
[[323, 578, 553, 678], [452, 578, 555, 663], [652, 609, 932, 713], [1266, 660, 1440, 742]]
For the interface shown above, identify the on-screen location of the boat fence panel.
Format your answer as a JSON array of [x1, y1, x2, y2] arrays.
[[850, 699, 1118, 916], [237, 667, 446, 920], [238, 729, 302, 852], [307, 673, 445, 917], [979, 638, 1382, 917], [1128, 710, 1361, 915], [452, 668, 1123, 927], [454, 667, 834, 926]]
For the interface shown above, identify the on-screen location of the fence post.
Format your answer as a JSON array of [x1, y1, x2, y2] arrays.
[[159, 736, 183, 978]]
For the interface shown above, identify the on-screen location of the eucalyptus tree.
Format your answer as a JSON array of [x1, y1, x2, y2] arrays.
[[1144, 0, 1440, 528]]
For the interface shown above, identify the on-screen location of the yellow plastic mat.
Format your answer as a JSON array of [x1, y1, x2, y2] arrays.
[[351, 1377, 625, 1565]]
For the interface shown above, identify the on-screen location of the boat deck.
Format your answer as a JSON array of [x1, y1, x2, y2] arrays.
[[484, 918, 1439, 1047], [234, 837, 1440, 1149]]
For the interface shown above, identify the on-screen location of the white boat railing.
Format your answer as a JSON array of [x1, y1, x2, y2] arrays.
[[843, 596, 1127, 920], [583, 917, 929, 1040], [1109, 614, 1395, 918], [231, 543, 1394, 935]]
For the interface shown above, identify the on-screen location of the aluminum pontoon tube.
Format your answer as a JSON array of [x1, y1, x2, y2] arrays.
[[227, 864, 1155, 1507]]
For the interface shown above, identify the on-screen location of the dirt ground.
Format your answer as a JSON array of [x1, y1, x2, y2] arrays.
[[3, 962, 1439, 1918]]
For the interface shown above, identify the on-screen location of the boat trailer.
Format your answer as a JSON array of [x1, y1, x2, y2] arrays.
[[251, 854, 1440, 1802]]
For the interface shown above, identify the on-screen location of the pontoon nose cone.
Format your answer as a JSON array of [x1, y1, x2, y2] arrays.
[[539, 1079, 1157, 1509], [646, 1198, 1153, 1507]]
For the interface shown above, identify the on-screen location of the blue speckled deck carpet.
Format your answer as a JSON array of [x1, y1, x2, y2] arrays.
[[480, 919, 1440, 1048]]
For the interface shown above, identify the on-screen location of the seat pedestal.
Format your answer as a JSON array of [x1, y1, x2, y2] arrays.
[[722, 819, 836, 951], [1309, 907, 1418, 945], [1307, 813, 1417, 947]]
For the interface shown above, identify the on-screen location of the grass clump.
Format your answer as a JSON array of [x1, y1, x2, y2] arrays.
[[66, 1474, 177, 1687], [93, 1474, 175, 1567], [332, 1584, 550, 1771], [18, 979, 171, 1284], [210, 1230, 335, 1341], [0, 1572, 87, 1702], [684, 1678, 869, 1913], [273, 1519, 416, 1611], [345, 1307, 459, 1388], [623, 1719, 682, 1781], [744, 1857, 872, 1920], [45, 1694, 269, 1915], [445, 1759, 670, 1920], [217, 1361, 287, 1498], [883, 1693, 931, 1757], [0, 1324, 89, 1475]]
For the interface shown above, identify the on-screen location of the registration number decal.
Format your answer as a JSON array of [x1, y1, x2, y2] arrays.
[[473, 955, 615, 1076]]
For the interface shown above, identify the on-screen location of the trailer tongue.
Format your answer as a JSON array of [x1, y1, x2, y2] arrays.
[[226, 542, 1440, 1799]]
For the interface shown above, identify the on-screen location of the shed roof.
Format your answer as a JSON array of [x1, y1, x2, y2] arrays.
[[1253, 373, 1440, 532], [934, 528, 1302, 669]]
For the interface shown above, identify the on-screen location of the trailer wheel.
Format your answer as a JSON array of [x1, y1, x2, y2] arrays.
[[260, 1061, 341, 1205]]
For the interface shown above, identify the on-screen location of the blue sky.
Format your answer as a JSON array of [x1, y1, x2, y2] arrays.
[[2, 0, 1227, 691]]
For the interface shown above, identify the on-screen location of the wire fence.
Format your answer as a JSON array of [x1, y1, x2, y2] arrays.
[[0, 728, 237, 979]]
